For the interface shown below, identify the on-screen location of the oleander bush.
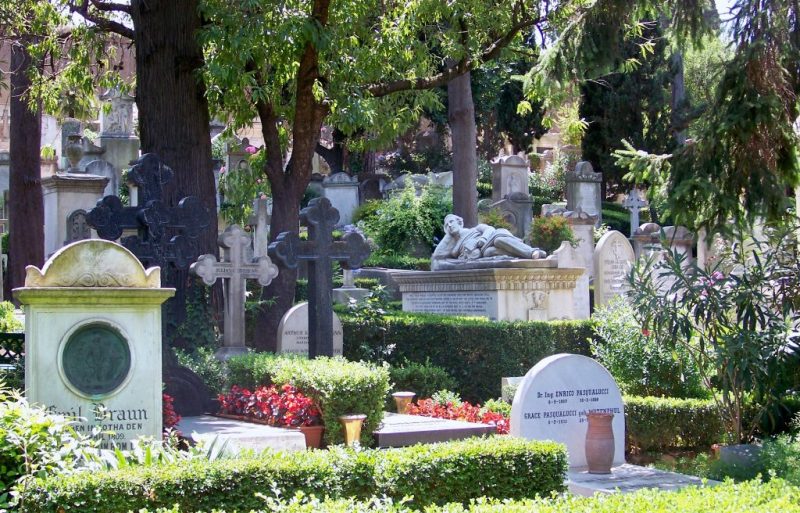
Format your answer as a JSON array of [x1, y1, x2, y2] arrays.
[[342, 312, 595, 402], [20, 437, 567, 512], [137, 479, 800, 513], [624, 395, 723, 453], [226, 354, 389, 445]]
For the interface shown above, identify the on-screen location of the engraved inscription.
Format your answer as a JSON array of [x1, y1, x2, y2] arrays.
[[403, 292, 496, 318]]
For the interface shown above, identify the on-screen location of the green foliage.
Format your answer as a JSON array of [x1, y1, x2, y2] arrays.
[[683, 35, 732, 141], [20, 437, 567, 512], [761, 435, 800, 486], [478, 208, 513, 232], [226, 354, 389, 446], [388, 360, 457, 399], [527, 216, 576, 253], [592, 297, 707, 399], [295, 277, 380, 302], [106, 479, 800, 513], [341, 311, 595, 402], [628, 225, 800, 443], [528, 160, 566, 203], [218, 145, 271, 226], [167, 281, 218, 352], [174, 347, 228, 396], [624, 395, 723, 453], [0, 302, 22, 333], [359, 184, 452, 256], [1, 233, 8, 254], [378, 146, 452, 177], [481, 399, 512, 418], [362, 253, 430, 270]]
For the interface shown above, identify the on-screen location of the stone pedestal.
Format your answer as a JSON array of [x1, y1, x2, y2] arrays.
[[487, 192, 534, 239], [392, 262, 584, 321], [566, 162, 602, 224], [491, 155, 529, 201], [632, 222, 662, 259], [14, 240, 174, 449], [42, 173, 109, 258], [322, 172, 359, 225], [547, 208, 597, 318]]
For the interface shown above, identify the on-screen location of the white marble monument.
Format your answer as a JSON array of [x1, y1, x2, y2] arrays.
[[14, 239, 174, 449], [276, 302, 343, 356], [510, 353, 625, 468], [322, 172, 360, 226], [593, 231, 635, 308], [491, 154, 529, 201]]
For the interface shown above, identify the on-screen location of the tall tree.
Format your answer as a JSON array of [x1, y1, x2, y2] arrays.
[[448, 71, 479, 227]]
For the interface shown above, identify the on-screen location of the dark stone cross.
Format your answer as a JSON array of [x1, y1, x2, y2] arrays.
[[86, 153, 210, 271], [269, 197, 370, 358]]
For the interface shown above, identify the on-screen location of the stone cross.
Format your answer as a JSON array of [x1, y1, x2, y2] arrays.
[[248, 197, 271, 258], [191, 224, 279, 359], [269, 197, 370, 358], [622, 189, 648, 237]]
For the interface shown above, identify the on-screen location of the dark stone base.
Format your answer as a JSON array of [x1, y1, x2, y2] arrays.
[[163, 364, 216, 416]]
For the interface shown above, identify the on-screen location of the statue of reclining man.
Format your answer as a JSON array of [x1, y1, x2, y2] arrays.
[[431, 214, 547, 271]]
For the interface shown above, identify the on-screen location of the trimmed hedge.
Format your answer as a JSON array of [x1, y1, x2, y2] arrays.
[[226, 354, 389, 446], [342, 312, 595, 402], [296, 277, 381, 302], [20, 437, 567, 512], [624, 396, 723, 452], [137, 479, 800, 513]]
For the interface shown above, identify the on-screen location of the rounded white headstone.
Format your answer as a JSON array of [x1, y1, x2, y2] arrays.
[[510, 353, 625, 467], [276, 302, 343, 356]]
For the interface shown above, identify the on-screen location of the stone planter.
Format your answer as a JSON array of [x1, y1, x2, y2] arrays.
[[339, 414, 367, 446], [585, 412, 615, 474], [298, 425, 325, 449]]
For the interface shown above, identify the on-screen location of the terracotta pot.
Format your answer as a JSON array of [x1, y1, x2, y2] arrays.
[[298, 425, 325, 449], [585, 412, 614, 474]]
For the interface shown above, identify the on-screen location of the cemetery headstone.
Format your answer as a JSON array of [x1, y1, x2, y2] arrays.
[[191, 225, 279, 359], [269, 197, 370, 357], [248, 197, 272, 258], [276, 302, 343, 356], [622, 189, 648, 237], [593, 230, 635, 308], [43, 173, 109, 257], [322, 172, 360, 226], [491, 154, 529, 201], [632, 222, 662, 259], [65, 209, 91, 244], [488, 192, 534, 239], [510, 353, 625, 467], [565, 161, 602, 224], [14, 239, 174, 449]]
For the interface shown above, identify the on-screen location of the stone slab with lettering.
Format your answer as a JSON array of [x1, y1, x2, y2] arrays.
[[277, 302, 343, 356], [510, 354, 625, 467], [593, 230, 635, 308], [14, 240, 174, 449]]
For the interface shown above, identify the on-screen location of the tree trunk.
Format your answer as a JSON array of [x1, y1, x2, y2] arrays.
[[315, 128, 346, 174], [7, 39, 44, 297], [448, 71, 478, 227], [129, 0, 216, 254]]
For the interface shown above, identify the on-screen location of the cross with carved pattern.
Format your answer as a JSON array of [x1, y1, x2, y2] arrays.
[[86, 154, 210, 271], [191, 224, 279, 357], [622, 189, 648, 238], [269, 197, 371, 358]]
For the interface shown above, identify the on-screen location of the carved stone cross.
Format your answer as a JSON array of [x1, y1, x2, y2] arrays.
[[269, 197, 370, 358], [191, 224, 279, 359], [248, 197, 271, 258], [622, 189, 648, 237]]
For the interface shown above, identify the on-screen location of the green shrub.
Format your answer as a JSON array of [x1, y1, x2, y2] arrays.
[[527, 216, 577, 253], [174, 347, 228, 395], [21, 437, 567, 512], [296, 277, 381, 302], [624, 395, 724, 452], [388, 360, 457, 399], [478, 208, 514, 231], [362, 253, 430, 270], [761, 435, 800, 485], [592, 297, 707, 399], [0, 302, 22, 333], [226, 354, 389, 446], [342, 311, 595, 402]]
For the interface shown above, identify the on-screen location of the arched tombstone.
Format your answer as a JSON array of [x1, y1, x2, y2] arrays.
[[510, 354, 625, 468]]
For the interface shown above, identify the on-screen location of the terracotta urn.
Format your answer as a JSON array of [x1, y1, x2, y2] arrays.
[[392, 391, 415, 414], [339, 414, 367, 446], [585, 412, 614, 474], [298, 425, 325, 449]]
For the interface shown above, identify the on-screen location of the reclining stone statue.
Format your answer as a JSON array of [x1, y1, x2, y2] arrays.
[[431, 214, 547, 271]]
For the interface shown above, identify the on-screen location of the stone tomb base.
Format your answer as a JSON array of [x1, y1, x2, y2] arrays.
[[568, 464, 719, 496], [392, 264, 584, 321]]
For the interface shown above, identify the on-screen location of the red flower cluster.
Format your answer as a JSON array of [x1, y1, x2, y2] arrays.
[[218, 384, 321, 427], [407, 398, 509, 434], [163, 393, 181, 431]]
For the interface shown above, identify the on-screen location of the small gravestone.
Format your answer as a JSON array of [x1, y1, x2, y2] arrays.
[[14, 240, 174, 449], [65, 209, 91, 244], [622, 189, 648, 237], [322, 172, 359, 226], [510, 354, 625, 468], [593, 231, 635, 308], [269, 197, 370, 358], [276, 302, 343, 356], [491, 154, 529, 201], [191, 225, 279, 360], [566, 161, 602, 225]]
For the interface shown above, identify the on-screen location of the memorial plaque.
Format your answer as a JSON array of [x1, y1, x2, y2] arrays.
[[402, 291, 496, 318], [62, 323, 131, 396], [276, 302, 343, 356], [510, 353, 625, 468], [593, 231, 635, 308]]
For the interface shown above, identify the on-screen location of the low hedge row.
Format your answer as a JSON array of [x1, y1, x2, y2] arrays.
[[296, 277, 381, 302], [341, 312, 595, 402], [226, 355, 389, 446], [20, 437, 567, 512], [137, 479, 800, 513], [625, 395, 723, 452]]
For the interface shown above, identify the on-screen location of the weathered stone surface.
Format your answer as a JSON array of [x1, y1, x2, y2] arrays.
[[491, 154, 529, 201], [593, 231, 635, 308], [276, 302, 343, 356], [510, 353, 625, 468], [566, 161, 602, 223], [322, 172, 359, 226]]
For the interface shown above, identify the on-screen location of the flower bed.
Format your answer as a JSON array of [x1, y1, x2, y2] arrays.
[[407, 398, 509, 434], [218, 384, 321, 427]]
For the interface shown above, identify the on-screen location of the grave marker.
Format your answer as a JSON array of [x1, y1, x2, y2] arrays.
[[593, 231, 635, 308], [276, 302, 343, 356], [269, 197, 370, 357], [510, 353, 625, 467], [622, 189, 648, 237], [191, 225, 279, 359]]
